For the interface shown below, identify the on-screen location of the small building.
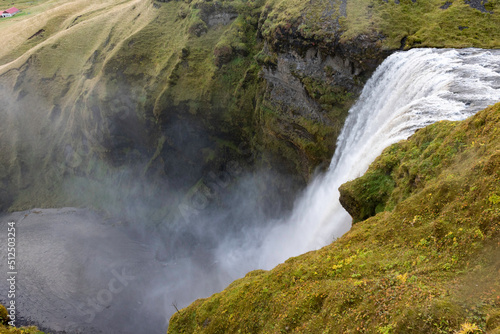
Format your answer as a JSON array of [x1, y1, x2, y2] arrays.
[[1, 7, 20, 18]]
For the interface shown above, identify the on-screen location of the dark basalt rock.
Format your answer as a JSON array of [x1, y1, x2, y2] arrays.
[[440, 1, 452, 9], [465, 0, 493, 13]]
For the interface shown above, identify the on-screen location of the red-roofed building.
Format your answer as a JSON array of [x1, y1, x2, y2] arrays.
[[1, 7, 20, 18]]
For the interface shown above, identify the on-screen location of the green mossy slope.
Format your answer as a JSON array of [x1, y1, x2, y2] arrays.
[[0, 324, 44, 334], [0, 0, 272, 214], [1, 0, 500, 214], [168, 102, 500, 333], [261, 0, 500, 50]]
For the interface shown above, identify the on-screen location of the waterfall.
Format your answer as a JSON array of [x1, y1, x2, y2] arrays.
[[216, 48, 500, 276], [3, 48, 500, 334]]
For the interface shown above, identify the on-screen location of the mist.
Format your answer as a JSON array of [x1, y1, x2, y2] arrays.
[[1, 48, 500, 334], [0, 78, 298, 333], [0, 167, 295, 333], [212, 48, 500, 277]]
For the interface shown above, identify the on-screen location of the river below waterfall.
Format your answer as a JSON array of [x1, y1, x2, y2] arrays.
[[1, 48, 500, 333]]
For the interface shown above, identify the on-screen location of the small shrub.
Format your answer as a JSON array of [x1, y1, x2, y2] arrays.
[[456, 322, 481, 334], [488, 194, 500, 204], [0, 304, 8, 325]]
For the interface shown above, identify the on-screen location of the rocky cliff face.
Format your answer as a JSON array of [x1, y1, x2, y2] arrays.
[[0, 0, 499, 216], [256, 35, 389, 179], [0, 0, 387, 216]]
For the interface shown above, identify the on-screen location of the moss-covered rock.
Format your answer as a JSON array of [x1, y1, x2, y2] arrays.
[[2, 0, 500, 215], [168, 103, 500, 333], [339, 169, 396, 223]]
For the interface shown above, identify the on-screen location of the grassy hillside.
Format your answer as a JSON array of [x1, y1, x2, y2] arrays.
[[1, 0, 499, 215], [168, 102, 500, 333], [260, 0, 500, 50], [1, 0, 500, 332], [0, 0, 267, 214]]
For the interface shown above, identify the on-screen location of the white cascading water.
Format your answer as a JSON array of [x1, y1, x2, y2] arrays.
[[216, 48, 500, 276], [2, 48, 500, 334]]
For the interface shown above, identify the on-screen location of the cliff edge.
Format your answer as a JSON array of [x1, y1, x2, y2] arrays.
[[168, 103, 500, 333]]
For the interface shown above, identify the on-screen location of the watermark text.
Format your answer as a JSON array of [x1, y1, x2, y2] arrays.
[[6, 221, 17, 326]]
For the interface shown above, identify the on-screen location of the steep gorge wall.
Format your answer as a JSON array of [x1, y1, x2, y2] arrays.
[[0, 0, 384, 216], [1, 0, 499, 218]]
